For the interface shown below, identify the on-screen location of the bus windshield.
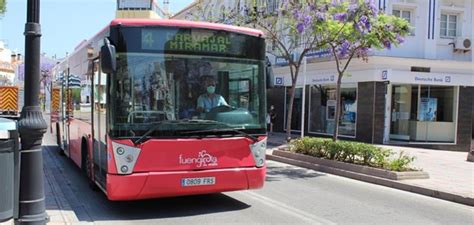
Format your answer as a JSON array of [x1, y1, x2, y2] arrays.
[[108, 26, 266, 138], [109, 52, 266, 138]]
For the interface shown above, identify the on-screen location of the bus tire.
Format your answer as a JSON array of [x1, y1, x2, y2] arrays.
[[56, 123, 65, 156], [81, 138, 98, 191]]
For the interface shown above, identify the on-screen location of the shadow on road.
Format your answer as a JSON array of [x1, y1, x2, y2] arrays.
[[264, 164, 325, 182], [44, 145, 252, 222]]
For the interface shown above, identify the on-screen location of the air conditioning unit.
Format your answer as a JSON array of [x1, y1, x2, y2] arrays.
[[453, 37, 472, 51]]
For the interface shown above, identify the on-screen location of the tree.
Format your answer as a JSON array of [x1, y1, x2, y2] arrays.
[[0, 0, 6, 16], [314, 0, 409, 141], [186, 0, 329, 141]]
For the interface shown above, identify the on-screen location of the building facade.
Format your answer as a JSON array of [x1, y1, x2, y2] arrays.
[[116, 0, 169, 19], [174, 0, 474, 151]]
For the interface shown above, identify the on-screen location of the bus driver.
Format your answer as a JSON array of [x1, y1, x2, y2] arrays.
[[196, 76, 228, 114]]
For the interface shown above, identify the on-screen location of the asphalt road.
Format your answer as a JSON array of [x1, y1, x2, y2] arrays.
[[43, 134, 473, 225]]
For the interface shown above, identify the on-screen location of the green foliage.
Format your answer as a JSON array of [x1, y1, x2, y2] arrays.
[[289, 137, 416, 172], [387, 151, 416, 172], [0, 0, 6, 15]]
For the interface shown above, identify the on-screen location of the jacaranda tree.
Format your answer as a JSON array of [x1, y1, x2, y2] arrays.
[[186, 0, 408, 142], [187, 0, 329, 141], [313, 0, 409, 141]]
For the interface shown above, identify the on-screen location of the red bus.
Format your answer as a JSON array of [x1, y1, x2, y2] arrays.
[[52, 19, 267, 200]]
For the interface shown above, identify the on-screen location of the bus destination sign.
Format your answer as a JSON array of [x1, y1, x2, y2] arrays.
[[141, 28, 238, 55]]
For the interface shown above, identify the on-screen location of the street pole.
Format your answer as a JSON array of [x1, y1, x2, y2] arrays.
[[16, 0, 48, 224], [300, 56, 306, 138]]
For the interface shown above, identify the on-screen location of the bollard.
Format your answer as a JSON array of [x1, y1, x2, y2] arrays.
[[0, 118, 18, 222]]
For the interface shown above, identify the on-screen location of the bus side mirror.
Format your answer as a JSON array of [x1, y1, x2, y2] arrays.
[[100, 39, 116, 74], [266, 57, 274, 89]]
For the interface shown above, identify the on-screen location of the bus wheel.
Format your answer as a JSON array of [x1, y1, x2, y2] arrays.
[[82, 139, 98, 191], [56, 123, 65, 156]]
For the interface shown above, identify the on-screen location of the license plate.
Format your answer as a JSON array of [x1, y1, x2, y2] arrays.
[[181, 177, 216, 187]]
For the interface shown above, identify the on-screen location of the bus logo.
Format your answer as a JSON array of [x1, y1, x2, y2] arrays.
[[179, 150, 218, 168]]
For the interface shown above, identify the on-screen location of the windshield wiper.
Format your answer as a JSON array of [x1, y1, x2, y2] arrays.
[[133, 120, 179, 145], [182, 128, 259, 143], [132, 119, 232, 145]]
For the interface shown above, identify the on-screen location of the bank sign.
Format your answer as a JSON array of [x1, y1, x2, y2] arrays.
[[384, 70, 473, 86]]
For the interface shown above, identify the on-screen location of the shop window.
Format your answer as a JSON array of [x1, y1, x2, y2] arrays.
[[390, 85, 456, 143], [308, 85, 357, 137]]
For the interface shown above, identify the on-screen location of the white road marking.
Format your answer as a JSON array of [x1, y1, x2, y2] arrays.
[[234, 191, 337, 225]]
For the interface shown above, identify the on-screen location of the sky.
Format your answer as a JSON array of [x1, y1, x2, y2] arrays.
[[0, 0, 194, 59]]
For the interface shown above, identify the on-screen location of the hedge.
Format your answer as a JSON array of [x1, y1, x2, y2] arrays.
[[289, 137, 417, 172]]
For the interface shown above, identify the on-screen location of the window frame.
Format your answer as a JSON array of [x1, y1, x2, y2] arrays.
[[440, 13, 458, 38], [307, 84, 358, 138], [392, 8, 415, 36]]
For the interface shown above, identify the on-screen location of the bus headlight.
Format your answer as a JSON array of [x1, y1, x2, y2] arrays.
[[116, 147, 125, 155], [249, 138, 266, 168], [117, 147, 125, 155], [112, 141, 141, 175]]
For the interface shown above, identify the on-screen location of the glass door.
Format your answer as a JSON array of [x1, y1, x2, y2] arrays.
[[390, 85, 413, 141], [92, 60, 108, 187], [285, 87, 302, 131]]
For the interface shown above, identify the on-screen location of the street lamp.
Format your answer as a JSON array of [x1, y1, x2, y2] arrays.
[[16, 0, 48, 224]]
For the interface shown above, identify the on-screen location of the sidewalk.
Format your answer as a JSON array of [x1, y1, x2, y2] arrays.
[[267, 132, 474, 205], [0, 133, 80, 225]]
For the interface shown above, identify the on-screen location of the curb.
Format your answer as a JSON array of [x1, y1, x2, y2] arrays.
[[267, 153, 474, 206], [273, 150, 430, 180]]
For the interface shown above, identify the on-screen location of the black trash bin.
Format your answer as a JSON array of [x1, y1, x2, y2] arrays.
[[0, 118, 18, 222]]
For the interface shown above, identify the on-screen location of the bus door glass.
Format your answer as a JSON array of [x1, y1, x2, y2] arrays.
[[92, 60, 107, 186]]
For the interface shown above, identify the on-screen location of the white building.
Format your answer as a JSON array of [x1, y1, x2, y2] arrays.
[[0, 41, 15, 85], [116, 0, 170, 19], [174, 0, 474, 151]]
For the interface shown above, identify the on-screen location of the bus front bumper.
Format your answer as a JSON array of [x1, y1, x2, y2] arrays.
[[106, 166, 266, 201]]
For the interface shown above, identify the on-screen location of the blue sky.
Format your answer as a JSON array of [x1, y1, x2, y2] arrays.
[[0, 0, 194, 58]]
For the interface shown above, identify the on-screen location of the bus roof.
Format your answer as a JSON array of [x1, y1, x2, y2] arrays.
[[109, 19, 265, 38]]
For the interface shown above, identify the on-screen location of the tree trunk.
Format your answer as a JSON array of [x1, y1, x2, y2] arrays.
[[285, 81, 298, 142], [332, 73, 343, 141]]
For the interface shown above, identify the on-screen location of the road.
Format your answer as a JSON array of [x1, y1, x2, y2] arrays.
[[43, 133, 473, 225]]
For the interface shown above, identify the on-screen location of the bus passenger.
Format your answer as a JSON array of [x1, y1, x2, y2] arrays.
[[196, 76, 228, 113]]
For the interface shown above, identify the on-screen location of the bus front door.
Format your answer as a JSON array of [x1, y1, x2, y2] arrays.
[[61, 69, 71, 156], [92, 60, 107, 188]]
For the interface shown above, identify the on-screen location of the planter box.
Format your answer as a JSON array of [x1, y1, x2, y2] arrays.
[[273, 150, 429, 180]]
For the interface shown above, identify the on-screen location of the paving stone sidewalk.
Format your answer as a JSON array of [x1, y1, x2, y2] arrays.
[[267, 132, 474, 203], [0, 135, 80, 225]]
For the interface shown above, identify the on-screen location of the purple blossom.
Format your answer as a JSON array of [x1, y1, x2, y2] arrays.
[[338, 40, 351, 57], [333, 13, 347, 22], [316, 12, 326, 21], [348, 3, 358, 13], [296, 23, 305, 33], [365, 21, 371, 31], [396, 34, 405, 44], [303, 15, 312, 26], [283, 0, 289, 10], [354, 22, 361, 32], [365, 0, 378, 15], [332, 0, 340, 7], [383, 40, 392, 50]]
